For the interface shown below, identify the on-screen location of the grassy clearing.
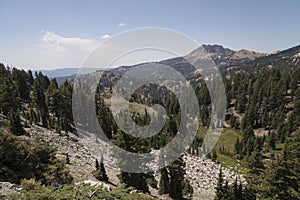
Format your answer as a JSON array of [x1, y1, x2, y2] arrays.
[[217, 154, 248, 174], [195, 126, 247, 174], [212, 128, 248, 174], [214, 128, 242, 153]]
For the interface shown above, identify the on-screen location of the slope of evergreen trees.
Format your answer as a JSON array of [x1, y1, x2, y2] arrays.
[[215, 169, 255, 200], [0, 43, 300, 199], [0, 131, 73, 185], [0, 64, 74, 187], [0, 64, 74, 134], [214, 65, 300, 199]]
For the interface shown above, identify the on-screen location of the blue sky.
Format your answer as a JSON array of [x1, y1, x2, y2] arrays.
[[0, 0, 300, 69]]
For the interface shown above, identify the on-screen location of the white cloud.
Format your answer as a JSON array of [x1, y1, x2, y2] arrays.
[[101, 34, 111, 39], [118, 23, 125, 27], [28, 29, 175, 70], [40, 31, 98, 53], [36, 31, 100, 69]]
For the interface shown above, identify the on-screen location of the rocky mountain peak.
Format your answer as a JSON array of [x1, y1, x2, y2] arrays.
[[232, 49, 266, 60], [200, 44, 235, 56], [185, 44, 236, 62]]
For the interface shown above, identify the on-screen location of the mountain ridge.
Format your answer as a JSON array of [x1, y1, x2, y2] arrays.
[[32, 67, 101, 78], [33, 44, 300, 79]]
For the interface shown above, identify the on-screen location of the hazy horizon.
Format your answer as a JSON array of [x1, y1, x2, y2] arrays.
[[4, 43, 299, 72]]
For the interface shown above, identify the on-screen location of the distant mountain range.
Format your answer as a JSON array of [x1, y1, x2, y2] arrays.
[[33, 67, 101, 78], [108, 44, 269, 78], [34, 44, 300, 82]]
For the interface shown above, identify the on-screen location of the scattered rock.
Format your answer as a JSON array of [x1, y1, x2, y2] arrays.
[[25, 125, 246, 198], [0, 182, 21, 196], [183, 154, 246, 196]]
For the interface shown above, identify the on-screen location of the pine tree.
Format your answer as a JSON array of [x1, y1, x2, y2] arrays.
[[294, 87, 300, 126], [254, 136, 263, 152], [215, 169, 224, 200], [9, 111, 26, 136], [93, 158, 108, 182], [230, 115, 239, 129], [267, 131, 276, 150], [242, 104, 256, 129], [260, 135, 300, 199], [232, 178, 238, 200], [182, 178, 194, 198], [95, 159, 100, 170], [32, 79, 48, 127], [247, 151, 264, 174], [0, 78, 20, 116], [243, 186, 256, 200], [66, 153, 70, 164], [237, 181, 243, 200], [168, 156, 185, 199], [223, 181, 230, 200], [12, 68, 30, 101], [59, 81, 73, 132], [235, 137, 240, 155], [241, 125, 255, 157], [212, 150, 218, 162], [46, 79, 60, 119], [158, 167, 169, 195], [27, 69, 34, 85], [118, 172, 149, 192]]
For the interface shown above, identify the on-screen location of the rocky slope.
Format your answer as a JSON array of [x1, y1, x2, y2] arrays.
[[21, 124, 245, 199], [184, 155, 246, 199]]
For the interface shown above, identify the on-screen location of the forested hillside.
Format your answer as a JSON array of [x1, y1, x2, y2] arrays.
[[0, 44, 300, 199]]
